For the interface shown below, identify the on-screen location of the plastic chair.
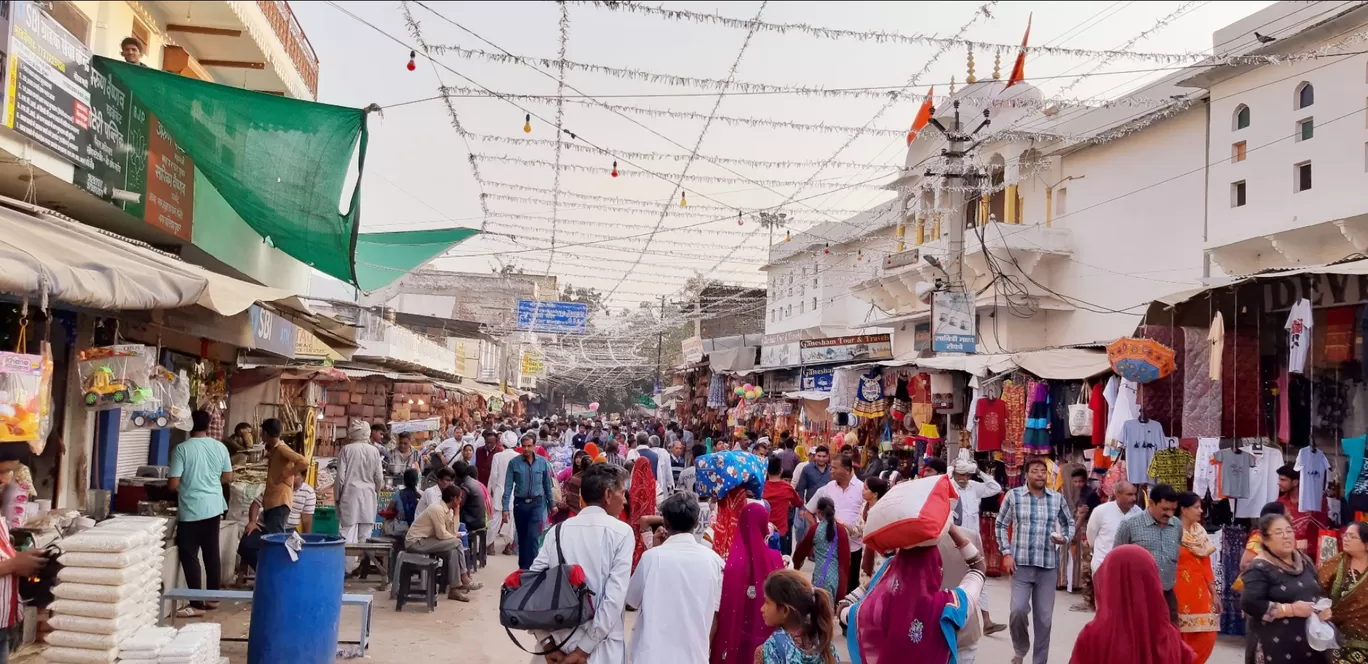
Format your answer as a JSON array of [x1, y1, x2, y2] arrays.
[[394, 551, 440, 612]]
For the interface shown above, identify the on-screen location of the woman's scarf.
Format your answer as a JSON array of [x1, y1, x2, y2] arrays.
[[1181, 522, 1216, 557], [1318, 554, 1368, 641], [710, 503, 783, 664], [629, 457, 657, 571], [851, 545, 957, 664], [1070, 545, 1194, 664], [712, 488, 750, 559]]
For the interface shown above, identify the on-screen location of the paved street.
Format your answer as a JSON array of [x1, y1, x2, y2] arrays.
[[200, 548, 1244, 663]]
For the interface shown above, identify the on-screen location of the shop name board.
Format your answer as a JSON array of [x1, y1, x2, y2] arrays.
[[2, 1, 93, 169], [759, 341, 800, 368], [932, 291, 976, 353], [521, 351, 544, 376], [798, 334, 893, 364], [1263, 273, 1368, 312], [516, 299, 588, 334], [802, 366, 835, 391], [81, 58, 194, 240], [250, 306, 297, 358], [883, 249, 920, 270], [294, 328, 332, 358], [681, 336, 704, 364]]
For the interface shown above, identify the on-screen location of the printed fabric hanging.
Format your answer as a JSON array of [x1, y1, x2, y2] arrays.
[[852, 370, 887, 418], [1106, 337, 1176, 384]]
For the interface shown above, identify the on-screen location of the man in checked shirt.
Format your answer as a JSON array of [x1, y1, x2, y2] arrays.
[[995, 457, 1076, 664]]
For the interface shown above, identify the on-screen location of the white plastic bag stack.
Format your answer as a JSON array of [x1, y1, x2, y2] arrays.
[[46, 517, 167, 663], [117, 625, 176, 664], [156, 623, 219, 664]]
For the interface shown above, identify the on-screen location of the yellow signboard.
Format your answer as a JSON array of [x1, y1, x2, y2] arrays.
[[521, 351, 544, 376], [295, 329, 337, 359]]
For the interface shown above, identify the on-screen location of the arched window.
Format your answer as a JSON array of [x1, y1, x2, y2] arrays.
[[1234, 104, 1250, 130], [1296, 82, 1314, 109]]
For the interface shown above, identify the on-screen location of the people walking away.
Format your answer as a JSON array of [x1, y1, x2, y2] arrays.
[[995, 457, 1076, 664], [628, 455, 657, 571], [1114, 483, 1182, 624], [1171, 491, 1220, 663], [558, 452, 593, 522], [838, 524, 988, 664], [503, 433, 555, 570], [337, 419, 384, 572], [952, 452, 1005, 634], [526, 463, 634, 664], [793, 445, 832, 550], [1241, 511, 1332, 663], [626, 493, 724, 664], [757, 569, 838, 664], [489, 433, 521, 556], [1080, 480, 1140, 610], [1069, 544, 1195, 664], [762, 455, 804, 556], [711, 502, 784, 664], [775, 434, 799, 476], [406, 484, 482, 602], [793, 496, 849, 605], [259, 418, 307, 534], [678, 444, 705, 494], [802, 453, 864, 596], [169, 410, 233, 617], [1319, 521, 1368, 663]]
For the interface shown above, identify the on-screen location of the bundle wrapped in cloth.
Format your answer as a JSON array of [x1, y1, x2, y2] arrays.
[[861, 474, 959, 554]]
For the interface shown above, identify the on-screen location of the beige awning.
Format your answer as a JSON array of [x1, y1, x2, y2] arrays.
[[0, 197, 305, 317], [1011, 348, 1111, 380]]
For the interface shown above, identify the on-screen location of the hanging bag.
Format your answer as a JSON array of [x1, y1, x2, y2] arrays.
[[1068, 382, 1093, 437], [499, 523, 596, 655]]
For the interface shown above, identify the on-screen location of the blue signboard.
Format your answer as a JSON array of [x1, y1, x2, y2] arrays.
[[249, 305, 298, 358], [802, 366, 835, 392], [516, 300, 589, 334]]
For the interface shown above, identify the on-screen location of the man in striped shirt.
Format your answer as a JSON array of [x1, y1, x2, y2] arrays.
[[995, 457, 1076, 664], [287, 467, 317, 533]]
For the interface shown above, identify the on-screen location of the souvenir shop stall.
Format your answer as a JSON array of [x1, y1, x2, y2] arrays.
[[1134, 262, 1368, 637]]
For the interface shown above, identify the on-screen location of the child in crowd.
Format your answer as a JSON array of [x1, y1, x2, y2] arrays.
[[758, 569, 838, 664]]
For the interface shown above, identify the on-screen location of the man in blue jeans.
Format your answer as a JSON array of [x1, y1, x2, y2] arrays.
[[995, 457, 1076, 664], [501, 433, 555, 570]]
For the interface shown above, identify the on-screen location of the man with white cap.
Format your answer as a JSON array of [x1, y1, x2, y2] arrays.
[[487, 430, 521, 555], [336, 419, 383, 572], [952, 451, 1006, 635]]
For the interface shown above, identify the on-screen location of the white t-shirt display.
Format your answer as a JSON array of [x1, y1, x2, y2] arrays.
[[1295, 446, 1330, 512], [1285, 298, 1313, 374], [1120, 418, 1166, 485], [1208, 311, 1224, 382], [1235, 446, 1286, 519]]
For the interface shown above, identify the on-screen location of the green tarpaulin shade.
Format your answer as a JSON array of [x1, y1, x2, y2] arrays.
[[355, 228, 481, 291], [94, 58, 477, 290]]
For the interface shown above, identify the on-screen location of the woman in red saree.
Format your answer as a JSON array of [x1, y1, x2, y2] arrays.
[[710, 502, 783, 664], [628, 456, 657, 571], [711, 486, 750, 560], [1070, 544, 1195, 664]]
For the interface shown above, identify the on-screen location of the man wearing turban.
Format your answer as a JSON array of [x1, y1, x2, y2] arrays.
[[337, 419, 384, 572]]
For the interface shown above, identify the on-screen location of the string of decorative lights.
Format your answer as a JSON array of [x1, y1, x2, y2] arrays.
[[465, 132, 896, 171], [468, 153, 899, 189]]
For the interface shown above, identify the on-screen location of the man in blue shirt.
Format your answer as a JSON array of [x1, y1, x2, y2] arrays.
[[792, 444, 832, 548], [502, 433, 555, 569], [168, 411, 233, 616]]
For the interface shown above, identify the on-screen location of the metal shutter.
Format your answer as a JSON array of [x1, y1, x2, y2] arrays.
[[115, 428, 152, 480]]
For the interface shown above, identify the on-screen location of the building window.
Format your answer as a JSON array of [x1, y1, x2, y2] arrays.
[[1234, 104, 1250, 130], [787, 287, 793, 298], [1232, 141, 1247, 163], [1296, 161, 1312, 192], [812, 297, 818, 311], [786, 305, 792, 317], [1231, 181, 1246, 207], [1055, 187, 1068, 217], [1296, 82, 1314, 110], [1297, 118, 1314, 142], [48, 1, 90, 44], [799, 301, 805, 314], [770, 309, 776, 323], [812, 277, 818, 288], [798, 285, 805, 296]]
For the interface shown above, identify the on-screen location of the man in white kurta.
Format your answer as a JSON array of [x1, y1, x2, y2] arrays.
[[488, 438, 521, 554], [527, 463, 634, 664], [626, 493, 722, 664], [336, 420, 383, 572]]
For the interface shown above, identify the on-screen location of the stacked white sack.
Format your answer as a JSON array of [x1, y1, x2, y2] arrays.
[[46, 518, 166, 663], [155, 623, 219, 664]]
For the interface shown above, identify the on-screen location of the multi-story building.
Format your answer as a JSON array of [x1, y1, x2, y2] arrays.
[[826, 0, 1365, 357]]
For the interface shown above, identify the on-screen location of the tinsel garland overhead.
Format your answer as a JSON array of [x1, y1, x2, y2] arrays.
[[466, 133, 893, 171], [468, 153, 898, 190]]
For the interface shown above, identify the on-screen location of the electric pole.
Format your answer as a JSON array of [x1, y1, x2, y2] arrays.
[[655, 293, 666, 393], [758, 211, 788, 264], [923, 100, 991, 292]]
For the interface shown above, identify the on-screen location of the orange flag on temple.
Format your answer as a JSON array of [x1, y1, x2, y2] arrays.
[[1005, 14, 1032, 89], [906, 87, 934, 145]]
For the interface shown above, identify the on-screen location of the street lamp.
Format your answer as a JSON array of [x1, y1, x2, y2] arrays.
[[758, 211, 788, 263]]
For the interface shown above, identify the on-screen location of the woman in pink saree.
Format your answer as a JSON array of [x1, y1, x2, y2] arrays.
[[711, 502, 784, 664]]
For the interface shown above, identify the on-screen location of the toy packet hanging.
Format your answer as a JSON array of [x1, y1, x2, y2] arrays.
[[77, 345, 154, 411], [0, 349, 50, 446], [125, 368, 192, 431]]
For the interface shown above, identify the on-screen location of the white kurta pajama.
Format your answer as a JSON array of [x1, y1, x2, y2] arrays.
[[336, 439, 384, 571], [488, 447, 521, 549], [525, 506, 634, 664]]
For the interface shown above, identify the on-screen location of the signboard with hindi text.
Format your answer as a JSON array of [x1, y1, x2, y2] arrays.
[[798, 334, 893, 364], [516, 300, 589, 334], [932, 292, 976, 353], [681, 337, 704, 364], [2, 1, 92, 169]]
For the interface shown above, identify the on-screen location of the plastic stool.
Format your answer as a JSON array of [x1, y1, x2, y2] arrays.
[[394, 552, 440, 612]]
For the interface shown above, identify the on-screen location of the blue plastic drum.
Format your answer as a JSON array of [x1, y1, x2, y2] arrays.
[[247, 533, 345, 663]]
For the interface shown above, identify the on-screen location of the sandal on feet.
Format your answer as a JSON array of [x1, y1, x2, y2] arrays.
[[984, 623, 1007, 636], [204, 602, 220, 610], [461, 581, 484, 592], [448, 588, 470, 602], [1069, 603, 1093, 612], [176, 607, 205, 618]]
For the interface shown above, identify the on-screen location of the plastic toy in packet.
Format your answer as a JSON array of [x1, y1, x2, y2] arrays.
[[0, 351, 48, 444]]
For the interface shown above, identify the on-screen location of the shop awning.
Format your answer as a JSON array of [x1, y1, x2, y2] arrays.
[[1011, 348, 1112, 380], [0, 197, 306, 317], [1152, 258, 1368, 307], [783, 390, 832, 401]]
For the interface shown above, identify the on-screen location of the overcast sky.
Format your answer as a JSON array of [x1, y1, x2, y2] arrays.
[[295, 0, 1274, 309]]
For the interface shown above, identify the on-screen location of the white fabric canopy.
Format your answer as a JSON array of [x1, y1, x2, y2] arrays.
[[0, 199, 302, 316], [1011, 348, 1111, 380]]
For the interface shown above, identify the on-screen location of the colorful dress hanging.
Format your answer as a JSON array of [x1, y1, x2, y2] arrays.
[[1023, 381, 1052, 453], [1001, 381, 1027, 486], [852, 370, 886, 418]]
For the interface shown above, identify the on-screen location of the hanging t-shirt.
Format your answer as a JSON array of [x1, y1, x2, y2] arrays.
[[1285, 298, 1313, 374], [1212, 448, 1254, 499], [1208, 311, 1224, 382], [1295, 446, 1331, 512], [1120, 418, 1166, 485], [909, 373, 932, 403], [1148, 447, 1195, 489], [975, 398, 1007, 452], [1089, 382, 1108, 447], [1235, 446, 1286, 519]]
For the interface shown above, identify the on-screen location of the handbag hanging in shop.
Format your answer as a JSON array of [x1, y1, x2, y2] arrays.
[[1068, 382, 1093, 437]]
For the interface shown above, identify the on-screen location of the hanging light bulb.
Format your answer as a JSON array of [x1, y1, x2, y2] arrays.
[[406, 50, 416, 71], [785, 230, 791, 243], [857, 249, 864, 261], [611, 161, 618, 178], [823, 243, 831, 254], [680, 191, 687, 207], [737, 212, 743, 226], [523, 113, 532, 133]]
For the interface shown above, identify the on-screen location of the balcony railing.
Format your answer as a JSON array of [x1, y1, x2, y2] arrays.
[[256, 0, 319, 97]]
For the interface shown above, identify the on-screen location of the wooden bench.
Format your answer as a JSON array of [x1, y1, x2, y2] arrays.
[[159, 588, 372, 652], [346, 542, 393, 591]]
